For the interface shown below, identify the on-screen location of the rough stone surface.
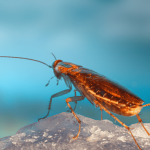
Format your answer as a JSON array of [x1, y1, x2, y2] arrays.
[[0, 112, 150, 150]]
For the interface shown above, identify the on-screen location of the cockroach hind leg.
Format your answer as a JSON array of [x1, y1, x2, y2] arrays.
[[93, 100, 142, 150], [142, 103, 150, 107], [136, 114, 150, 136]]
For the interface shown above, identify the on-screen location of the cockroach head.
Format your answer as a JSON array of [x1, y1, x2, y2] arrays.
[[52, 59, 62, 79]]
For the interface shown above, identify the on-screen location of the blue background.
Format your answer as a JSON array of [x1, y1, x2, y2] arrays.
[[0, 0, 150, 138]]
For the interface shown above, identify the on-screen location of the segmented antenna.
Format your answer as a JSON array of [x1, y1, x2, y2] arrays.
[[56, 79, 59, 85], [0, 56, 52, 68], [45, 76, 55, 87], [51, 53, 57, 60]]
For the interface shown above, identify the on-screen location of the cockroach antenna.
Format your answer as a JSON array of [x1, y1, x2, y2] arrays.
[[0, 56, 53, 86], [0, 56, 52, 68], [45, 76, 55, 87], [51, 53, 57, 60], [56, 79, 59, 85]]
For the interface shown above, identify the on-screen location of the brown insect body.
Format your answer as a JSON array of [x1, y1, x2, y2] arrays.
[[55, 61, 144, 117]]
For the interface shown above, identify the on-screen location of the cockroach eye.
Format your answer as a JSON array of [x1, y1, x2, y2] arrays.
[[55, 65, 61, 73]]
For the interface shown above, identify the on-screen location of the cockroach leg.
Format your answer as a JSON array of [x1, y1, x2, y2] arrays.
[[96, 104, 102, 119], [65, 96, 85, 140], [136, 114, 150, 136], [66, 102, 81, 140], [67, 89, 78, 113], [38, 87, 72, 121], [73, 90, 78, 109], [74, 89, 77, 96], [72, 101, 78, 112], [93, 100, 142, 150], [100, 107, 103, 120], [142, 103, 150, 107]]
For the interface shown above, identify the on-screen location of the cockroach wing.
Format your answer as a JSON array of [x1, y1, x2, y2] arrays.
[[62, 74, 72, 89], [60, 62, 144, 116]]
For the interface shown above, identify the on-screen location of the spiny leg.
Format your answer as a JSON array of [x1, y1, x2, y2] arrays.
[[74, 89, 77, 96], [66, 95, 85, 140], [100, 107, 103, 120], [67, 89, 77, 113], [96, 103, 102, 120], [73, 90, 78, 111], [38, 87, 72, 121], [93, 100, 142, 150], [136, 114, 150, 136], [142, 103, 150, 107]]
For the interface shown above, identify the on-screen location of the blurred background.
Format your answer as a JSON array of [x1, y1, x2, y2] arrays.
[[0, 0, 150, 138]]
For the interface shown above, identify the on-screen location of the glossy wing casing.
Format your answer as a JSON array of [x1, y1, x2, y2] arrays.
[[56, 62, 144, 117]]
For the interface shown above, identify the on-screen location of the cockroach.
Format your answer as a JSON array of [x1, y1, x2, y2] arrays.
[[0, 54, 150, 150]]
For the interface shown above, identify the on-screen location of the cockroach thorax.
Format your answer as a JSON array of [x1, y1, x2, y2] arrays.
[[52, 60, 62, 69], [52, 60, 63, 79]]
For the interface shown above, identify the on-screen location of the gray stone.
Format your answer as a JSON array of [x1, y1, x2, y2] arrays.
[[0, 112, 150, 150]]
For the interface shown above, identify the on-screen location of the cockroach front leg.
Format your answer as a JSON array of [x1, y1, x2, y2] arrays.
[[65, 95, 85, 140], [38, 87, 72, 121]]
